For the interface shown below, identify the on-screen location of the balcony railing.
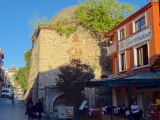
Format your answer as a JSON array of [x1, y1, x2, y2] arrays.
[[107, 43, 117, 56]]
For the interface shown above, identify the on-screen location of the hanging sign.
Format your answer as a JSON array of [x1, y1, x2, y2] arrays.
[[119, 27, 151, 51], [135, 84, 160, 91], [66, 106, 74, 118]]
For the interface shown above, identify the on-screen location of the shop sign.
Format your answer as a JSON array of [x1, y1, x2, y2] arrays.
[[119, 27, 151, 51], [135, 84, 160, 91], [66, 106, 74, 118]]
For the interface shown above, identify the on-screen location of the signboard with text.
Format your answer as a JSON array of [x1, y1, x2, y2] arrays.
[[66, 106, 74, 118], [119, 27, 151, 51], [135, 84, 160, 92]]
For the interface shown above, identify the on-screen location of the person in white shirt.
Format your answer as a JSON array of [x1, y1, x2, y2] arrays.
[[131, 101, 140, 120]]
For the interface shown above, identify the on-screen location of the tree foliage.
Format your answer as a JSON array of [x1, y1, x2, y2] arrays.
[[75, 0, 136, 35], [56, 59, 94, 105], [12, 51, 32, 93], [24, 49, 32, 85], [14, 67, 27, 91], [29, 0, 136, 39], [13, 49, 32, 92]]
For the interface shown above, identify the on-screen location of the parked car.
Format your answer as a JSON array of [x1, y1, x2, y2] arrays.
[[1, 88, 11, 97], [9, 92, 17, 99]]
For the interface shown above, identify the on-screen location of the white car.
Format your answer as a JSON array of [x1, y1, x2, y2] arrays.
[[1, 88, 11, 97]]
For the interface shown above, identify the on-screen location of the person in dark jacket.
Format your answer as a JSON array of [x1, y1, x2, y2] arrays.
[[35, 99, 43, 120], [11, 92, 14, 104], [26, 97, 33, 119]]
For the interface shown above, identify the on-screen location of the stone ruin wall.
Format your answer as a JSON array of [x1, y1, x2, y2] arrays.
[[27, 25, 110, 100], [37, 26, 103, 97]]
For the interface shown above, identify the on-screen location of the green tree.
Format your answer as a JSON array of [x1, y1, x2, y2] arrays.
[[13, 49, 32, 92], [14, 67, 27, 91], [29, 0, 136, 38], [56, 59, 94, 111], [24, 49, 32, 85], [75, 0, 136, 35]]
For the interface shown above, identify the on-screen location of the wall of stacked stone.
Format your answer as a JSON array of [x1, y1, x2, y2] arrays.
[[36, 27, 102, 98], [44, 86, 64, 114], [29, 33, 40, 84], [28, 26, 110, 103], [23, 33, 40, 101], [84, 87, 96, 107]]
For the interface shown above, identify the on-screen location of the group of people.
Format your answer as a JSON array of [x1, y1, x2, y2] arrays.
[[113, 101, 142, 120], [25, 97, 44, 120], [81, 101, 142, 120], [104, 101, 143, 120]]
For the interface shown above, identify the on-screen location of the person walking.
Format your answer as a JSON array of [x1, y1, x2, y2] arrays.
[[35, 99, 43, 120], [131, 101, 140, 120], [11, 92, 14, 104], [26, 97, 33, 120]]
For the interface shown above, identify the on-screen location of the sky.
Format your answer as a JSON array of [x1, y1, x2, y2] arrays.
[[0, 0, 149, 69]]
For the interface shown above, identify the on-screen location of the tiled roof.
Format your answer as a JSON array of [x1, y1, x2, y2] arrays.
[[150, 55, 160, 70]]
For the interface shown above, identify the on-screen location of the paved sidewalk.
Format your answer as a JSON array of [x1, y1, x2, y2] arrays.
[[28, 116, 58, 120]]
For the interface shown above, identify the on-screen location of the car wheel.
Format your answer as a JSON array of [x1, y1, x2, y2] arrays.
[[4, 95, 6, 97]]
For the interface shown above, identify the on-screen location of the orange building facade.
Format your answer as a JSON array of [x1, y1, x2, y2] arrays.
[[104, 1, 160, 117], [105, 1, 160, 76]]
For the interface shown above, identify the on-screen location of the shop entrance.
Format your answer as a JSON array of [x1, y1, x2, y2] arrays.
[[144, 91, 160, 109]]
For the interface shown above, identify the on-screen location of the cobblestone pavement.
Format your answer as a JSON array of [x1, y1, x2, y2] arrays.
[[0, 97, 28, 120]]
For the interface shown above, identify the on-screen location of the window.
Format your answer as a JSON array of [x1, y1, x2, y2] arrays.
[[118, 26, 125, 40], [120, 28, 125, 40], [135, 17, 146, 32], [137, 44, 148, 67], [120, 52, 126, 71], [2, 90, 9, 93], [132, 13, 147, 33]]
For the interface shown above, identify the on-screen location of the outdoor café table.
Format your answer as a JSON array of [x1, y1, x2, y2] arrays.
[[91, 109, 102, 119]]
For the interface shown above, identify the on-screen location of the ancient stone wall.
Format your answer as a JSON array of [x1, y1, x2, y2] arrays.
[[23, 34, 40, 101], [36, 26, 102, 98], [27, 26, 110, 103]]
